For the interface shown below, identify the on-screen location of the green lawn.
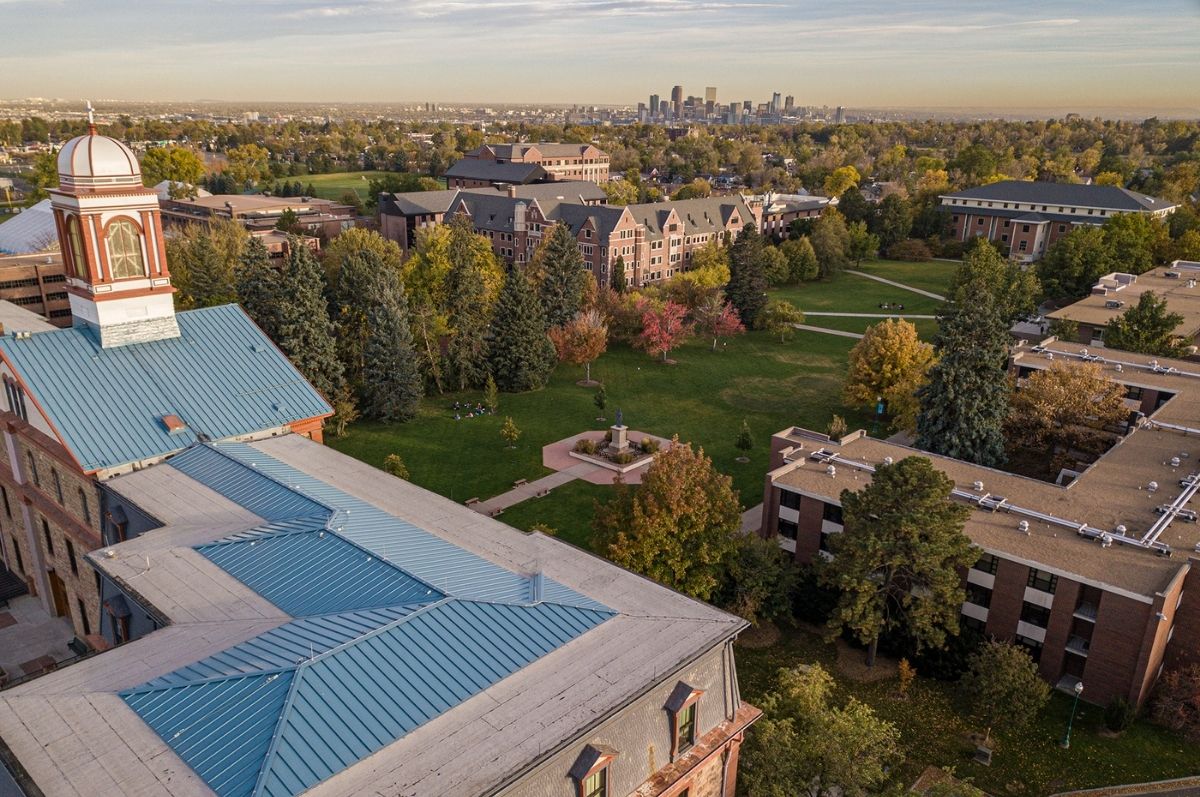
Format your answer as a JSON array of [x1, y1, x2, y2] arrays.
[[298, 171, 445, 201], [798, 314, 940, 341], [330, 328, 872, 520], [771, 271, 944, 317], [737, 624, 1200, 796], [853, 258, 958, 296], [500, 480, 613, 549]]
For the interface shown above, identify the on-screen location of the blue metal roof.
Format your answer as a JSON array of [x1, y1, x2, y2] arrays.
[[121, 599, 613, 797], [197, 521, 443, 617], [0, 305, 332, 472], [169, 445, 327, 521]]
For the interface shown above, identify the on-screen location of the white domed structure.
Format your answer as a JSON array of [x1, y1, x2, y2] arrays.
[[56, 131, 141, 189]]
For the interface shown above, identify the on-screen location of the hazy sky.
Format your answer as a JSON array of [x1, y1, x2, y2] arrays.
[[4, 0, 1199, 111]]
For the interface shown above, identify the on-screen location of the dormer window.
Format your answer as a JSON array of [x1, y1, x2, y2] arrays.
[[664, 681, 704, 759], [569, 744, 617, 797], [106, 219, 145, 279]]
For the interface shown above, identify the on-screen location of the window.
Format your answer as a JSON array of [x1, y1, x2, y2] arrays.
[[1019, 241, 1028, 252], [822, 503, 844, 526], [1125, 385, 1144, 401], [26, 451, 39, 487], [42, 518, 53, 556], [581, 769, 607, 797], [10, 536, 23, 574], [1027, 568, 1058, 593], [962, 614, 986, 632], [65, 538, 78, 576], [778, 519, 798, 540], [974, 553, 1000, 575], [1020, 601, 1051, 628], [77, 599, 91, 636], [106, 219, 145, 279], [52, 468, 63, 504], [780, 490, 801, 510], [65, 216, 89, 278], [1015, 634, 1043, 662], [1022, 224, 1030, 233], [965, 582, 991, 608], [677, 702, 697, 753], [0, 485, 9, 519]]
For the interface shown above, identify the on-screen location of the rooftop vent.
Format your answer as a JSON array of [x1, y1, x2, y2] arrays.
[[1171, 456, 1182, 468], [882, 456, 893, 465], [1116, 524, 1128, 535], [1148, 481, 1160, 493], [1115, 364, 1123, 372], [1105, 299, 1125, 309], [1100, 534, 1113, 548], [1018, 520, 1030, 534], [160, 414, 186, 434], [972, 480, 984, 492], [826, 465, 836, 477], [1165, 271, 1181, 279]]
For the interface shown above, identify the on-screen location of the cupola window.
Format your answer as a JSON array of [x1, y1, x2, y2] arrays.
[[106, 219, 145, 279], [66, 217, 87, 279]]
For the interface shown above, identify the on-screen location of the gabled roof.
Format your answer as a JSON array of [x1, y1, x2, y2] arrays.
[[552, 203, 629, 239], [444, 159, 547, 184], [942, 180, 1174, 212], [0, 304, 332, 473], [379, 188, 461, 217], [0, 199, 56, 254]]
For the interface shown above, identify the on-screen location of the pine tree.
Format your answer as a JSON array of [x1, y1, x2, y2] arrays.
[[445, 215, 493, 390], [537, 222, 589, 329], [726, 225, 769, 327], [488, 268, 557, 392], [333, 250, 385, 395], [611, 254, 628, 293], [915, 291, 1011, 467], [361, 269, 422, 422], [275, 237, 344, 401], [235, 237, 283, 341]]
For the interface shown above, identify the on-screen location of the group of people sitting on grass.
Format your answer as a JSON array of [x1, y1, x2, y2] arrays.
[[452, 401, 493, 421], [878, 301, 906, 311]]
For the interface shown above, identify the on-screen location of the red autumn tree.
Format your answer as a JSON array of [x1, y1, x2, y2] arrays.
[[637, 300, 692, 362], [693, 294, 746, 351], [548, 309, 608, 384]]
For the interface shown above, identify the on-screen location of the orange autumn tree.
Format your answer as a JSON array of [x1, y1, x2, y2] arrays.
[[548, 309, 608, 385], [592, 439, 741, 601]]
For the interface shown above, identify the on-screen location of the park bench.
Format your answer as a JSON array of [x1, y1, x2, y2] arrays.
[[464, 497, 480, 506], [513, 478, 528, 488]]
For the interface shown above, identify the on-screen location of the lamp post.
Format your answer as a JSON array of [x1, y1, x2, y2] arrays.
[[1060, 681, 1084, 749]]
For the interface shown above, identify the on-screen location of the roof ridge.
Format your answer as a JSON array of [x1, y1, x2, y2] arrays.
[[206, 442, 340, 516]]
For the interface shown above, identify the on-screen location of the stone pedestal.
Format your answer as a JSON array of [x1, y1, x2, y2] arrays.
[[607, 424, 629, 455]]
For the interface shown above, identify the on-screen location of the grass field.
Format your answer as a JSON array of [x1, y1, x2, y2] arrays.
[[798, 313, 940, 341], [298, 171, 446, 201], [330, 328, 873, 524], [738, 624, 1200, 796], [853, 258, 958, 296], [770, 268, 945, 317]]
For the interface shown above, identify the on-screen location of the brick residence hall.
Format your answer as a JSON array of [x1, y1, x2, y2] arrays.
[[0, 127, 759, 797], [761, 337, 1200, 709]]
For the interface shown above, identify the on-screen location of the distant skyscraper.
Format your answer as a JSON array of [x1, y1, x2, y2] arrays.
[[835, 105, 845, 124], [784, 95, 795, 112], [771, 92, 781, 114], [649, 94, 659, 118], [705, 86, 717, 103], [743, 100, 752, 112], [671, 85, 683, 117]]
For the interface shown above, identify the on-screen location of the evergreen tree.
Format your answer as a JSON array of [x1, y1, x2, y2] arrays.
[[915, 291, 1010, 467], [333, 250, 384, 395], [184, 233, 237, 308], [836, 185, 873, 225], [726, 224, 769, 327], [487, 268, 557, 392], [361, 270, 422, 422], [611, 254, 628, 293], [235, 237, 284, 341], [445, 215, 493, 390], [275, 237, 344, 401], [874, 194, 913, 250], [537, 222, 589, 329]]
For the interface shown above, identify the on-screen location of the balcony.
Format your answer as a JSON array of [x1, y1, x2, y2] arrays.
[[1073, 602, 1098, 622], [1065, 635, 1091, 658]]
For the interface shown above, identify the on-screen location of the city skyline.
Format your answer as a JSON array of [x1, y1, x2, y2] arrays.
[[3, 0, 1199, 113]]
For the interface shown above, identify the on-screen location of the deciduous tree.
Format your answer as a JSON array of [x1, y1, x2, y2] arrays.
[[692, 294, 745, 351], [780, 236, 819, 282], [846, 220, 880, 266], [740, 664, 901, 797], [811, 208, 851, 278], [1104, 291, 1188, 357], [760, 299, 804, 342], [446, 215, 498, 390], [592, 439, 741, 601], [140, 146, 205, 195], [223, 143, 271, 188], [844, 319, 936, 433], [823, 165, 861, 197], [959, 641, 1050, 743], [1036, 226, 1115, 301], [637, 300, 692, 361], [548, 309, 608, 383], [818, 456, 975, 666]]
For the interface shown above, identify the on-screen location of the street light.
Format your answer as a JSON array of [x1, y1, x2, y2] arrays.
[[1060, 681, 1084, 749]]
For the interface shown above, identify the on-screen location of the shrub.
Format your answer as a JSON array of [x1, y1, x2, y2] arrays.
[[613, 451, 636, 465], [573, 438, 599, 455], [1151, 664, 1200, 740], [939, 238, 965, 259], [604, 429, 613, 443], [1105, 696, 1136, 732], [640, 437, 660, 454], [887, 238, 933, 262], [897, 658, 916, 697], [382, 453, 409, 480], [529, 522, 557, 536]]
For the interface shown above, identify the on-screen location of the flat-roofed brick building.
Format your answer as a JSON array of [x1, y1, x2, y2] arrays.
[[461, 141, 610, 184], [761, 338, 1200, 708], [159, 193, 356, 240], [0, 252, 71, 327], [940, 181, 1176, 264]]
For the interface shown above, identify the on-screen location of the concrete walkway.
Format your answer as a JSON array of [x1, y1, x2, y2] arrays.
[[804, 311, 937, 319], [846, 269, 946, 300], [793, 324, 864, 339], [472, 468, 590, 515], [740, 503, 763, 534]]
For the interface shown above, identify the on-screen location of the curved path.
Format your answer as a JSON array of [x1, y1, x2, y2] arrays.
[[845, 269, 946, 300]]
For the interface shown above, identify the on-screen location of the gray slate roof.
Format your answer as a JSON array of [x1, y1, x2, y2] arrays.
[[943, 180, 1173, 212], [444, 159, 547, 184]]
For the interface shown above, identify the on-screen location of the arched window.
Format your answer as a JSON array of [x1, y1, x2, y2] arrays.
[[106, 219, 145, 279], [66, 216, 88, 279]]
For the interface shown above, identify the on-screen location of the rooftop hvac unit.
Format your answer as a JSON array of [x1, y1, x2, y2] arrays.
[[1105, 299, 1125, 309], [1165, 271, 1181, 279]]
